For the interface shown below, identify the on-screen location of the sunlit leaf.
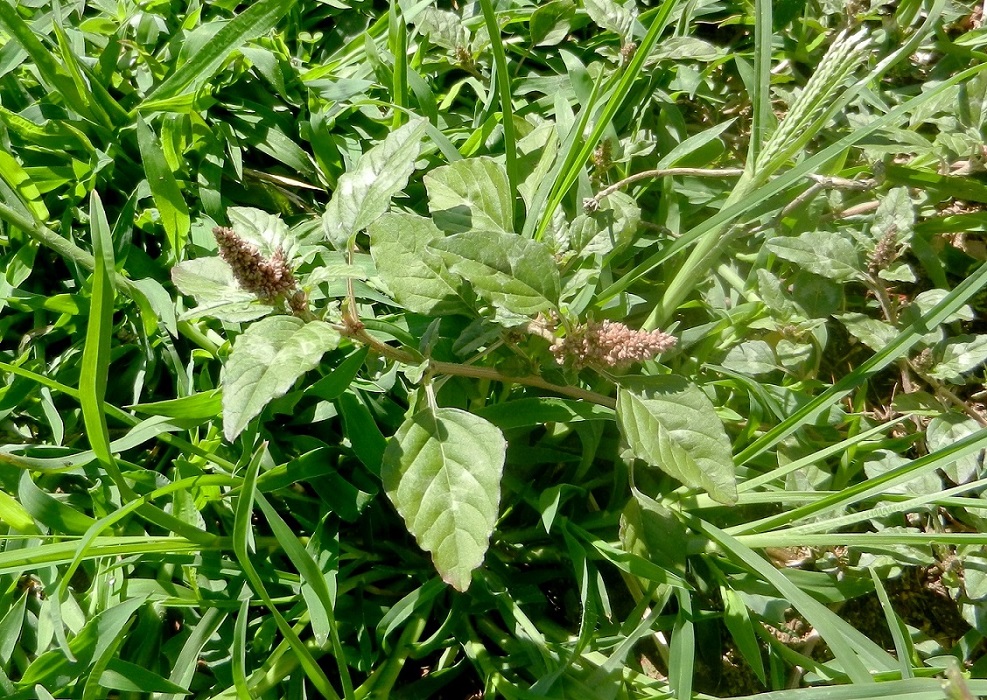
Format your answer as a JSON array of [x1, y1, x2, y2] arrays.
[[222, 316, 339, 440], [382, 408, 505, 591]]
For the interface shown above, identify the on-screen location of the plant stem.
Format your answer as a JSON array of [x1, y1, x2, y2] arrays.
[[585, 167, 744, 210], [341, 323, 617, 409]]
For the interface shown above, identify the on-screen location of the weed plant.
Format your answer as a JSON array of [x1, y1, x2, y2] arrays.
[[0, 0, 986, 698]]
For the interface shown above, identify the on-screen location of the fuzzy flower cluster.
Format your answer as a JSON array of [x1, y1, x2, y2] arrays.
[[867, 226, 900, 274], [213, 226, 297, 301], [551, 320, 676, 369]]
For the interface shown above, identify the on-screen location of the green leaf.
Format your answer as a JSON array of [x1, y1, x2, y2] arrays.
[[322, 118, 427, 249], [570, 191, 640, 255], [222, 316, 340, 440], [255, 494, 352, 695], [79, 192, 131, 497], [129, 391, 222, 420], [650, 36, 721, 61], [720, 586, 766, 685], [425, 156, 513, 233], [382, 408, 506, 591], [617, 377, 738, 505], [171, 257, 273, 322], [722, 340, 776, 376], [837, 313, 898, 353], [0, 488, 34, 531], [19, 596, 146, 688], [871, 186, 914, 244], [136, 117, 190, 255], [415, 7, 468, 50], [766, 230, 863, 282], [583, 0, 637, 37], [146, 0, 300, 103], [99, 659, 190, 693], [927, 413, 981, 484], [619, 492, 688, 575], [530, 0, 575, 46], [226, 207, 296, 259], [429, 230, 560, 316], [0, 151, 48, 222], [368, 212, 471, 316], [929, 335, 987, 381], [476, 397, 614, 429], [18, 471, 96, 535]]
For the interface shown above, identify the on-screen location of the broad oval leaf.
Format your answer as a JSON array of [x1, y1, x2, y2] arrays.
[[171, 257, 272, 322], [429, 230, 560, 316], [584, 0, 637, 37], [222, 316, 339, 440], [765, 230, 863, 283], [322, 118, 428, 249], [369, 212, 472, 316], [227, 206, 296, 259], [617, 376, 737, 505], [619, 491, 688, 575], [382, 408, 506, 592], [425, 156, 513, 233]]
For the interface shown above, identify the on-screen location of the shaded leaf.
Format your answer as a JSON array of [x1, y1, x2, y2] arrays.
[[425, 156, 513, 233], [930, 335, 987, 381], [766, 231, 862, 282], [369, 212, 471, 315], [530, 0, 575, 46], [619, 491, 688, 575], [171, 257, 273, 322], [584, 0, 637, 37]]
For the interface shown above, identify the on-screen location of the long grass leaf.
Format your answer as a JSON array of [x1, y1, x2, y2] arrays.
[[0, 3, 89, 119], [479, 0, 517, 222], [79, 192, 134, 498], [232, 445, 341, 699], [145, 0, 300, 104], [532, 0, 679, 240], [869, 568, 914, 679], [232, 597, 251, 698], [389, 1, 409, 128], [136, 117, 191, 257], [748, 0, 773, 167], [256, 492, 354, 697], [735, 430, 987, 534], [696, 519, 898, 681]]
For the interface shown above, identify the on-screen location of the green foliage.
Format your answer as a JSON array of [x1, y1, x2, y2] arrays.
[[1, 0, 987, 698]]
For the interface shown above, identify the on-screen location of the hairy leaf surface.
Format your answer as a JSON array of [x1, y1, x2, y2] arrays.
[[617, 377, 737, 504], [382, 408, 505, 591], [222, 317, 339, 440]]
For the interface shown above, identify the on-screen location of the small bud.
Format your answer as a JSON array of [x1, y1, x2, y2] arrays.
[[620, 42, 637, 65]]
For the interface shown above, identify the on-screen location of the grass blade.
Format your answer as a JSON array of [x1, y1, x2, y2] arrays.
[[697, 518, 898, 682], [144, 0, 300, 105], [136, 117, 191, 258], [232, 444, 341, 699], [79, 192, 134, 499], [479, 0, 518, 223]]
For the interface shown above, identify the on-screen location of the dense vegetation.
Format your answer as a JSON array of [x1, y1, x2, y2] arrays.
[[1, 0, 986, 698]]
